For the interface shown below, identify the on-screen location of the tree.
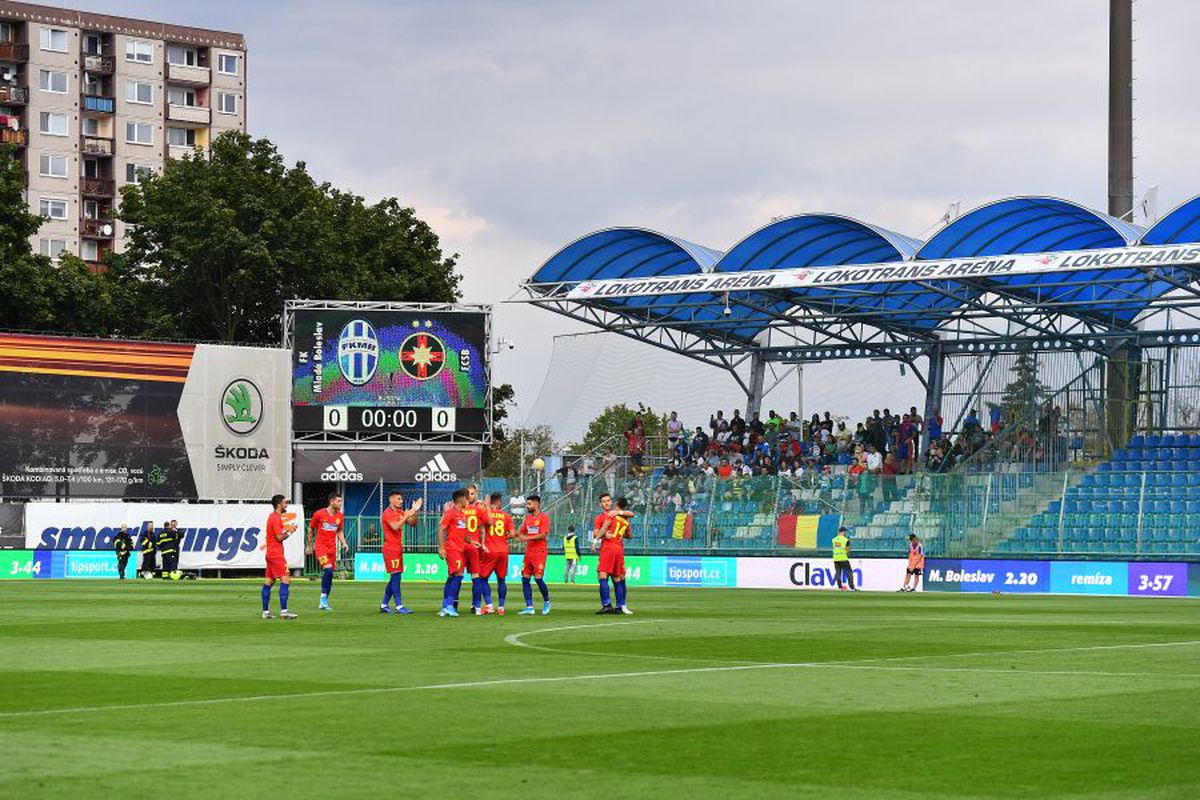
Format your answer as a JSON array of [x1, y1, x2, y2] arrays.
[[574, 403, 666, 454], [489, 383, 516, 443], [109, 132, 461, 345], [1000, 350, 1049, 424], [0, 146, 126, 336], [483, 425, 557, 478]]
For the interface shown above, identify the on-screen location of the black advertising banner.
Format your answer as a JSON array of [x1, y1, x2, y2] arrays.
[[0, 334, 290, 500], [293, 448, 482, 483]]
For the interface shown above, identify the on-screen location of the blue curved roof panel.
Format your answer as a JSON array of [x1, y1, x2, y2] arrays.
[[917, 197, 1142, 259], [531, 227, 720, 284], [1141, 195, 1200, 245], [717, 214, 920, 272]]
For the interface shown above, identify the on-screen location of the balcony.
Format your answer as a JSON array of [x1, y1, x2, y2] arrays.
[[167, 63, 210, 85], [81, 94, 115, 114], [80, 177, 115, 197], [80, 217, 115, 238], [81, 136, 114, 156], [82, 53, 115, 75], [0, 85, 27, 105], [0, 128, 27, 146], [0, 43, 29, 62], [167, 104, 210, 125]]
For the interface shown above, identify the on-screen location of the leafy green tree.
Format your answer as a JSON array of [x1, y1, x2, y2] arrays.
[[574, 403, 666, 454], [109, 132, 461, 344], [484, 424, 557, 477], [1000, 351, 1049, 424], [0, 146, 125, 335]]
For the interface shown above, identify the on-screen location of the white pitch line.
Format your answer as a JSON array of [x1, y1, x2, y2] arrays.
[[5, 629, 1200, 721]]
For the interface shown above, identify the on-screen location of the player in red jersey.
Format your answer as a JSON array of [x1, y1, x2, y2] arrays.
[[594, 493, 634, 615], [380, 491, 422, 614], [262, 494, 297, 620], [437, 488, 471, 617], [478, 492, 516, 615], [306, 493, 347, 611], [516, 494, 551, 615], [463, 484, 492, 614]]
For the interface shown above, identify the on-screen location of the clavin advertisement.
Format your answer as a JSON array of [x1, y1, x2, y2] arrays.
[[0, 333, 289, 500]]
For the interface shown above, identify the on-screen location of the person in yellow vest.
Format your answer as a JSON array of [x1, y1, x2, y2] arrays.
[[832, 526, 857, 591], [563, 525, 580, 583]]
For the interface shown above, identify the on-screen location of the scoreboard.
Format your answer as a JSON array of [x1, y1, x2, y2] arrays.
[[289, 306, 490, 440]]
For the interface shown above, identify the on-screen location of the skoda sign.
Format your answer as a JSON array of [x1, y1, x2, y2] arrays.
[[221, 378, 263, 436]]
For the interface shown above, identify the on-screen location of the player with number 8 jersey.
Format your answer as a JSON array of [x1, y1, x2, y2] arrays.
[[478, 492, 515, 614]]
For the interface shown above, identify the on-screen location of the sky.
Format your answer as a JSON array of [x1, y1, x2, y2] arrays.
[[82, 0, 1200, 440]]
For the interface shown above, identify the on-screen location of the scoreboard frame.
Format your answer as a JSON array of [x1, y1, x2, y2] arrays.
[[283, 300, 493, 446]]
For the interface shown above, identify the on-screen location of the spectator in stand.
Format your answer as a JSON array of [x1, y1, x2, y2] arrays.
[[822, 411, 834, 434], [578, 452, 594, 491], [908, 406, 924, 449], [717, 458, 733, 479], [856, 459, 877, 514], [713, 411, 732, 444], [599, 447, 618, 494], [625, 415, 646, 476], [747, 411, 765, 439], [690, 426, 709, 458], [808, 413, 821, 442], [865, 443, 883, 473], [729, 410, 746, 445], [897, 414, 917, 472], [767, 410, 784, 434], [988, 402, 1003, 434], [666, 410, 684, 450], [927, 408, 943, 443], [881, 453, 901, 502], [784, 412, 803, 441]]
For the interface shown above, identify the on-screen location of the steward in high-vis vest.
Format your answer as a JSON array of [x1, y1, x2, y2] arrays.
[[137, 522, 157, 579], [113, 525, 133, 580], [563, 527, 580, 584], [832, 526, 856, 591]]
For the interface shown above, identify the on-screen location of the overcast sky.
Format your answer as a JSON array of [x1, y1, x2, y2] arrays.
[[88, 0, 1200, 437]]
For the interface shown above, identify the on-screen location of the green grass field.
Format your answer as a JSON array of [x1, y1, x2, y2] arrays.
[[1, 581, 1198, 799]]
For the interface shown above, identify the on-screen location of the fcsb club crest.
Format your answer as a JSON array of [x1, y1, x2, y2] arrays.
[[399, 325, 446, 381]]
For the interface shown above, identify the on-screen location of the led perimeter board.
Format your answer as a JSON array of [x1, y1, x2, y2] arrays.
[[286, 301, 492, 444]]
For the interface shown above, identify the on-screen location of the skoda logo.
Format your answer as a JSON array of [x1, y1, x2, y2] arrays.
[[221, 378, 264, 436]]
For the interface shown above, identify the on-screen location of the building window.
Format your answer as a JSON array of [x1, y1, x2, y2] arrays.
[[217, 92, 238, 115], [39, 70, 68, 94], [39, 112, 68, 136], [83, 34, 103, 56], [39, 198, 69, 220], [81, 118, 101, 137], [167, 46, 197, 66], [167, 127, 196, 147], [80, 239, 99, 261], [125, 163, 153, 184], [40, 238, 69, 260], [39, 154, 68, 178], [125, 122, 153, 145], [126, 81, 153, 104], [0, 22, 13, 43], [40, 28, 68, 53], [125, 40, 153, 64], [167, 87, 196, 107], [217, 53, 239, 75]]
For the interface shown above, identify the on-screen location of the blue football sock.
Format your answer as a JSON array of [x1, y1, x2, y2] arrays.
[[442, 577, 455, 608], [390, 573, 403, 606], [449, 574, 464, 606], [522, 577, 533, 607], [471, 577, 482, 609], [481, 579, 492, 606], [535, 577, 550, 602], [280, 583, 290, 610], [497, 578, 507, 607], [615, 580, 627, 607], [599, 578, 611, 606], [321, 567, 333, 596], [382, 576, 394, 607], [261, 584, 271, 611]]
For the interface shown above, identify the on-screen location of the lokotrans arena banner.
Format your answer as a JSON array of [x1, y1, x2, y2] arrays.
[[23, 502, 304, 571], [0, 334, 289, 500], [354, 553, 912, 591]]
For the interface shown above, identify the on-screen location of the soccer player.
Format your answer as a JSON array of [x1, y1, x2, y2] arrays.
[[380, 492, 422, 614], [901, 533, 924, 592], [263, 494, 297, 619], [307, 493, 347, 611], [462, 484, 492, 614], [595, 495, 634, 615], [479, 492, 516, 614], [516, 494, 551, 615], [437, 488, 471, 617]]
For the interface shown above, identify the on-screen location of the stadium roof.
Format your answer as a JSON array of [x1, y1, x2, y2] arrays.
[[519, 194, 1200, 378]]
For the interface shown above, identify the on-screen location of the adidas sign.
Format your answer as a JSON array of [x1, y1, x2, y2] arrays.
[[414, 453, 457, 482], [321, 453, 364, 482]]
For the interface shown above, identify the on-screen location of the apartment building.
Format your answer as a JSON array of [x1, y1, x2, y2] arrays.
[[0, 1, 245, 266]]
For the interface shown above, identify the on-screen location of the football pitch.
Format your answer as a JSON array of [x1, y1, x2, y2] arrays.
[[1, 581, 1198, 799]]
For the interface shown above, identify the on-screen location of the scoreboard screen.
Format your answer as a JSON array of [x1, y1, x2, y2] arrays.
[[291, 308, 489, 436]]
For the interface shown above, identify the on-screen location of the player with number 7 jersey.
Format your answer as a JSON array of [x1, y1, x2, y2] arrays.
[[380, 491, 421, 614]]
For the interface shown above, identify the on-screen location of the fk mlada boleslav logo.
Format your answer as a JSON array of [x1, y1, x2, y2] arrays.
[[322, 453, 364, 482], [221, 379, 263, 436], [337, 319, 379, 386]]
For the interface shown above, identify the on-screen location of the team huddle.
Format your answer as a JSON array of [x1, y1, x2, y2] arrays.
[[258, 486, 637, 618]]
